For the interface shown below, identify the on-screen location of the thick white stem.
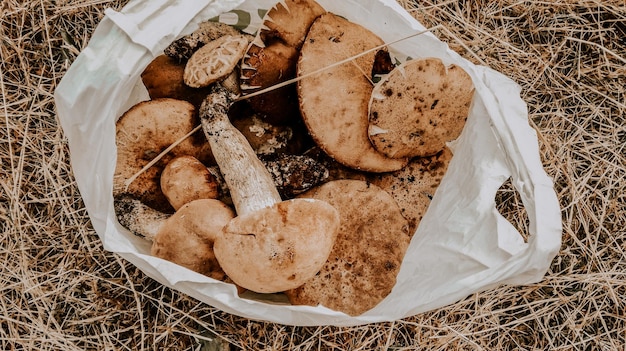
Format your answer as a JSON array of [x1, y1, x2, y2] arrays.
[[200, 85, 282, 216]]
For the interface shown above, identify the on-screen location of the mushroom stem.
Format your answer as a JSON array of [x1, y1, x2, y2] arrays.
[[199, 84, 282, 216], [114, 195, 169, 240]]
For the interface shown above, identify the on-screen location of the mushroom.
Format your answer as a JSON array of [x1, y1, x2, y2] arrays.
[[164, 20, 248, 62], [114, 195, 234, 281], [160, 155, 220, 211], [199, 83, 340, 294], [231, 114, 307, 156], [368, 58, 474, 158], [141, 54, 213, 109], [285, 179, 411, 316], [151, 199, 235, 280], [297, 13, 408, 172], [115, 194, 169, 240], [367, 147, 454, 236], [183, 34, 249, 89]]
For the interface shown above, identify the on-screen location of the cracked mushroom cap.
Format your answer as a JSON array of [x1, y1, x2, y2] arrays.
[[213, 198, 340, 294], [285, 179, 411, 316], [368, 58, 475, 158], [114, 98, 213, 212], [297, 13, 408, 173]]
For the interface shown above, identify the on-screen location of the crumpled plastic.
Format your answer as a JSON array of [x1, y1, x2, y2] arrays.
[[54, 0, 562, 326]]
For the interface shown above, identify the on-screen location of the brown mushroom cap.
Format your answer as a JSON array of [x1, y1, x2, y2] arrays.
[[368, 58, 474, 158], [285, 179, 411, 316], [240, 0, 326, 124], [160, 155, 220, 211], [151, 199, 235, 281], [114, 98, 213, 212], [367, 147, 454, 235], [297, 13, 408, 173], [141, 55, 213, 109], [213, 198, 340, 293]]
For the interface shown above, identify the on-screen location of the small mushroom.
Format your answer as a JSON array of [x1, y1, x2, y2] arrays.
[[160, 155, 220, 210], [114, 195, 234, 281], [164, 20, 247, 62], [115, 195, 169, 240], [367, 147, 454, 236], [199, 84, 340, 294]]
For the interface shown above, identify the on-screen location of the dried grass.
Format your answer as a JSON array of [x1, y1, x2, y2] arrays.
[[1, 0, 625, 349]]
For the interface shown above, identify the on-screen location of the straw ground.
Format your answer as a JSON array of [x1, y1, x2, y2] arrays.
[[1, 0, 624, 349]]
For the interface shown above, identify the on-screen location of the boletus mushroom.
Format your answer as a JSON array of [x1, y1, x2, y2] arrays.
[[199, 84, 340, 294], [240, 0, 326, 124], [113, 98, 213, 213], [115, 195, 234, 281]]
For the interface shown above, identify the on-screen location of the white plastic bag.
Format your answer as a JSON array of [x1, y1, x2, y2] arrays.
[[54, 0, 562, 326]]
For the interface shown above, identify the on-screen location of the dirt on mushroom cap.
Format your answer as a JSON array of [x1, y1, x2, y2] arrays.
[[367, 147, 454, 236], [297, 13, 408, 173], [368, 58, 475, 158]]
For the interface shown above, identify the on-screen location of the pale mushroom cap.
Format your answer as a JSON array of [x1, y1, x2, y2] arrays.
[[151, 199, 235, 280], [214, 198, 340, 293], [183, 34, 248, 88]]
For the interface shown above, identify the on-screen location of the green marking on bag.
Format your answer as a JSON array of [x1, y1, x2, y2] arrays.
[[211, 9, 252, 31]]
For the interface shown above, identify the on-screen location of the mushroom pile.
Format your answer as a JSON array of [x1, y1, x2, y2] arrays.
[[113, 0, 474, 316]]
